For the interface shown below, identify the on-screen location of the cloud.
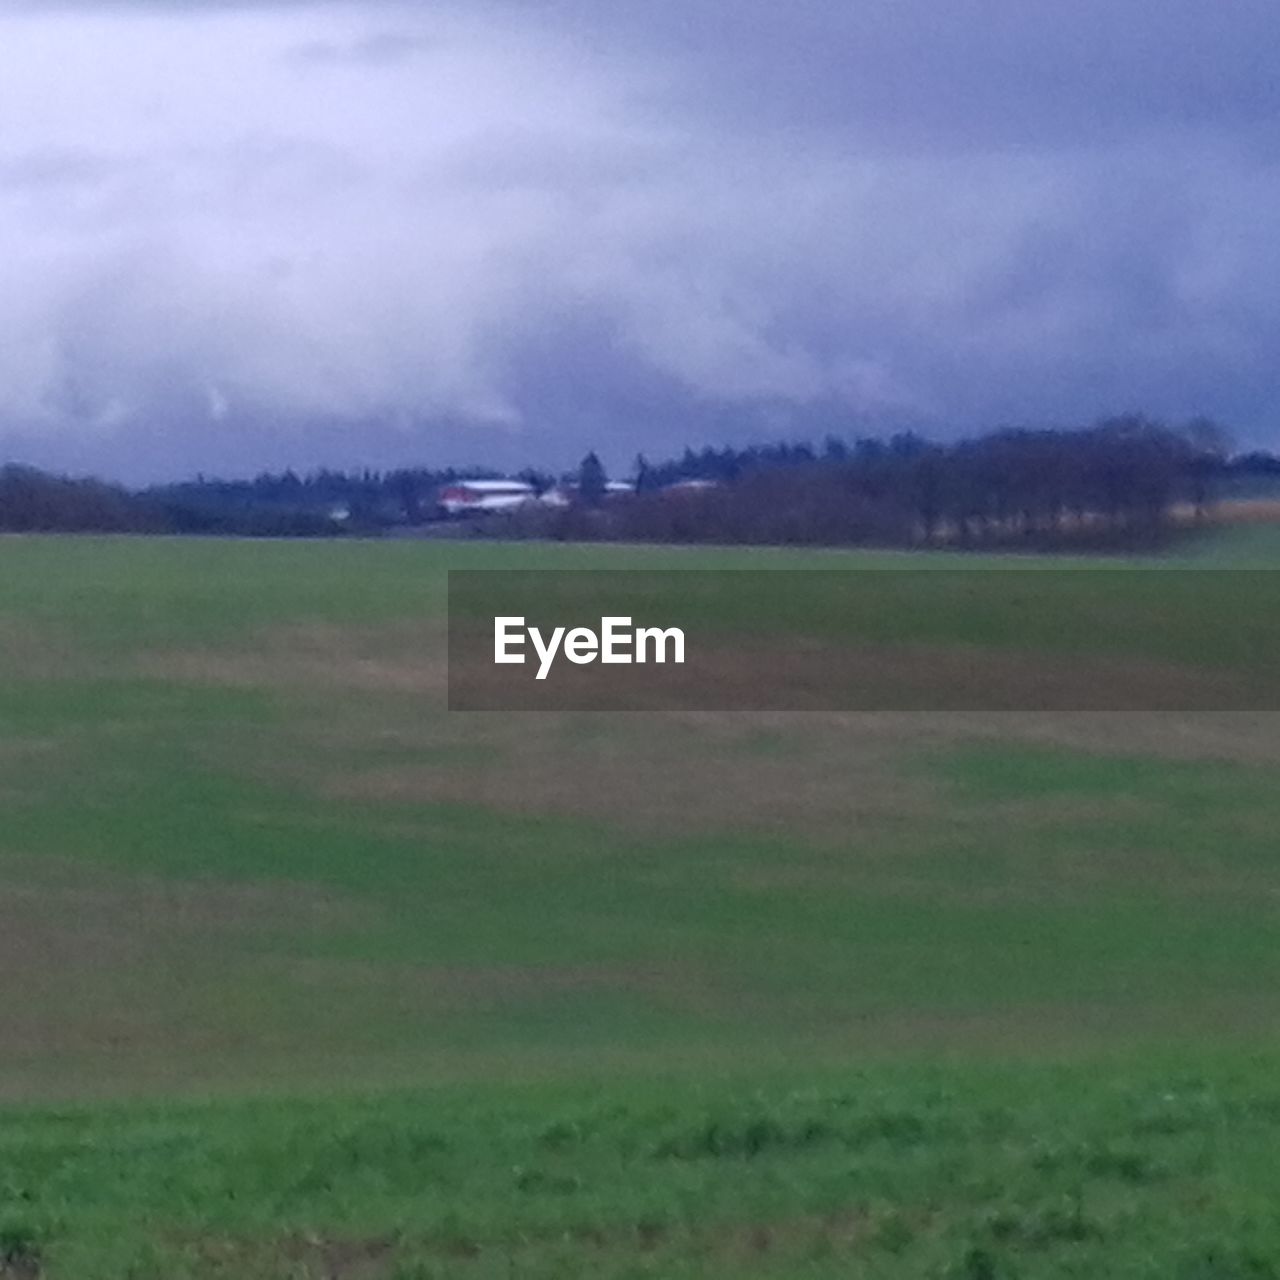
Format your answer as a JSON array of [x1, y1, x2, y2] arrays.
[[284, 29, 433, 68], [484, 0, 1280, 149], [0, 146, 130, 191], [0, 0, 1277, 480]]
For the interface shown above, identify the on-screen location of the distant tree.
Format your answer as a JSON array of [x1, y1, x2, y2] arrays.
[[578, 451, 607, 506], [1183, 416, 1233, 517], [390, 470, 423, 523], [517, 467, 555, 495], [1185, 417, 1232, 459], [634, 453, 658, 493]]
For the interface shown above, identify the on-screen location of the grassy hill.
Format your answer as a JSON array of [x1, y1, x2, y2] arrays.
[[1, 532, 1279, 1277]]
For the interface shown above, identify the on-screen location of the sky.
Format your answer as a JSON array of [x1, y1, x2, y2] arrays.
[[0, 0, 1277, 481]]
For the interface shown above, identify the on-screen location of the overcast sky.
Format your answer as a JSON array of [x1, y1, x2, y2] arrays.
[[1, 0, 1277, 480]]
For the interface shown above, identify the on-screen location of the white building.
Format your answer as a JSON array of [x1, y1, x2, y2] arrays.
[[437, 479, 537, 516]]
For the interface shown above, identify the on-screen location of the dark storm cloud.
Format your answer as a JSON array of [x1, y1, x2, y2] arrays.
[[0, 0, 1277, 480], [496, 0, 1280, 148]]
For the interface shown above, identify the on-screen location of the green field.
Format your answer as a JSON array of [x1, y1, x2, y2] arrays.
[[2, 532, 1280, 1278]]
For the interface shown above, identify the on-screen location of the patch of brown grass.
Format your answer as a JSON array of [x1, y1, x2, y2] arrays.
[[0, 619, 86, 681], [310, 707, 1280, 843], [186, 1233, 396, 1280], [278, 955, 702, 1016], [321, 710, 933, 836], [139, 621, 448, 694], [0, 865, 375, 1061], [1193, 498, 1280, 525]]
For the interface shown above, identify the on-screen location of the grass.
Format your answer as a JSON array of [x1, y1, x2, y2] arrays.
[[6, 1058, 1280, 1278], [1, 529, 1280, 1275]]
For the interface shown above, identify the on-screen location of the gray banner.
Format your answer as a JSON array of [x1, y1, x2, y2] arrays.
[[448, 569, 1280, 711]]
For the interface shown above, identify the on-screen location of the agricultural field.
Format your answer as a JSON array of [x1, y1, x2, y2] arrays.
[[2, 531, 1280, 1278]]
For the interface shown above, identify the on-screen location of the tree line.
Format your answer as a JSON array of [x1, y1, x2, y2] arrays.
[[518, 416, 1241, 550], [0, 414, 1264, 546], [0, 464, 511, 536], [0, 465, 339, 536]]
